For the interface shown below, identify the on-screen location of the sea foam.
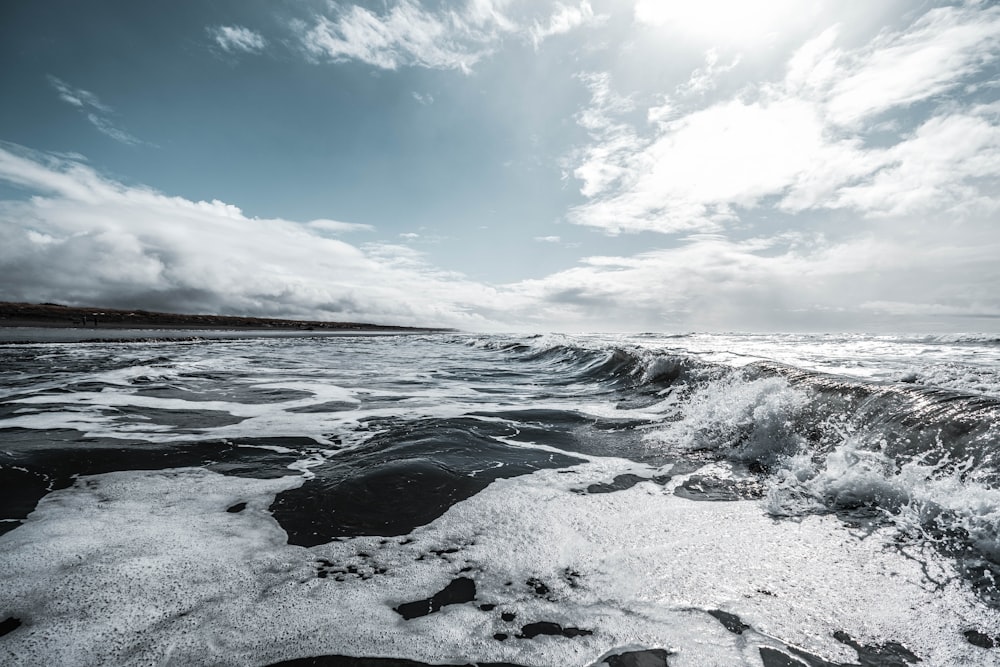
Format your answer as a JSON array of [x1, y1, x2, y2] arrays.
[[1, 459, 996, 666]]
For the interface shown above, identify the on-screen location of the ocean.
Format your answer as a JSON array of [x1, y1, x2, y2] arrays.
[[1, 331, 999, 666]]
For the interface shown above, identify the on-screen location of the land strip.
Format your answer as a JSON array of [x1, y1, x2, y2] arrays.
[[0, 302, 449, 332]]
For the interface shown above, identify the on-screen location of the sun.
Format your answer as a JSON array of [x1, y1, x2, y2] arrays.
[[634, 0, 805, 46]]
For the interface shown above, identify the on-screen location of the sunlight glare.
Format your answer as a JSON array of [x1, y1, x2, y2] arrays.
[[635, 0, 803, 45]]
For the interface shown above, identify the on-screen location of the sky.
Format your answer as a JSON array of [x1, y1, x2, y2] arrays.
[[0, 0, 998, 332]]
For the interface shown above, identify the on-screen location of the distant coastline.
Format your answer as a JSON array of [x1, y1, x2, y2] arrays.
[[0, 301, 451, 333]]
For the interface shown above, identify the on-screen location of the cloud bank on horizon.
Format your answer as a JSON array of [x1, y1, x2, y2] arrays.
[[0, 0, 998, 332]]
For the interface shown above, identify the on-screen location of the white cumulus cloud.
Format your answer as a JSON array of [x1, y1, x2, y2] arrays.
[[567, 3, 1000, 234], [0, 143, 507, 329]]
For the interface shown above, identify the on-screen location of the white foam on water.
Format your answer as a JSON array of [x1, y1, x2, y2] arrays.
[[768, 438, 1000, 560], [10, 385, 360, 416], [640, 368, 1000, 576], [88, 364, 182, 387], [642, 374, 810, 465], [4, 385, 371, 446], [1, 459, 996, 667], [3, 375, 656, 459], [902, 363, 1000, 397], [250, 382, 361, 405], [2, 408, 179, 437]]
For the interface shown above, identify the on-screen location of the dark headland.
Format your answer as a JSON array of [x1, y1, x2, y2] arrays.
[[0, 301, 451, 333]]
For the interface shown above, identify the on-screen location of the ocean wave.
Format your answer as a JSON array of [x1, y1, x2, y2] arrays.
[[3, 332, 1000, 664], [923, 333, 1000, 346], [626, 355, 1000, 602], [461, 334, 721, 396]]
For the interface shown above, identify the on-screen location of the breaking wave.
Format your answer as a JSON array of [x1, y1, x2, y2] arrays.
[[467, 334, 1000, 602]]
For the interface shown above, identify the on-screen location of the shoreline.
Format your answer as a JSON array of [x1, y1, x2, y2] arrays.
[[0, 327, 439, 344], [0, 301, 452, 334]]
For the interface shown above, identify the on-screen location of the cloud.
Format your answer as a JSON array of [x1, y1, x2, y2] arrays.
[[676, 49, 742, 97], [818, 106, 1000, 217], [298, 0, 507, 71], [0, 141, 995, 333], [85, 114, 143, 147], [511, 222, 1000, 331], [567, 3, 1000, 235], [568, 72, 642, 209], [47, 76, 145, 146], [48, 76, 110, 111], [209, 25, 267, 54], [820, 6, 1000, 126], [572, 93, 833, 233], [296, 0, 600, 71], [530, 2, 600, 48], [0, 143, 507, 328], [412, 91, 434, 105], [306, 219, 374, 234], [534, 236, 561, 243]]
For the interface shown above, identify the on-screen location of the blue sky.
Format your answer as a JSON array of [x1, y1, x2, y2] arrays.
[[1, 0, 998, 331]]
